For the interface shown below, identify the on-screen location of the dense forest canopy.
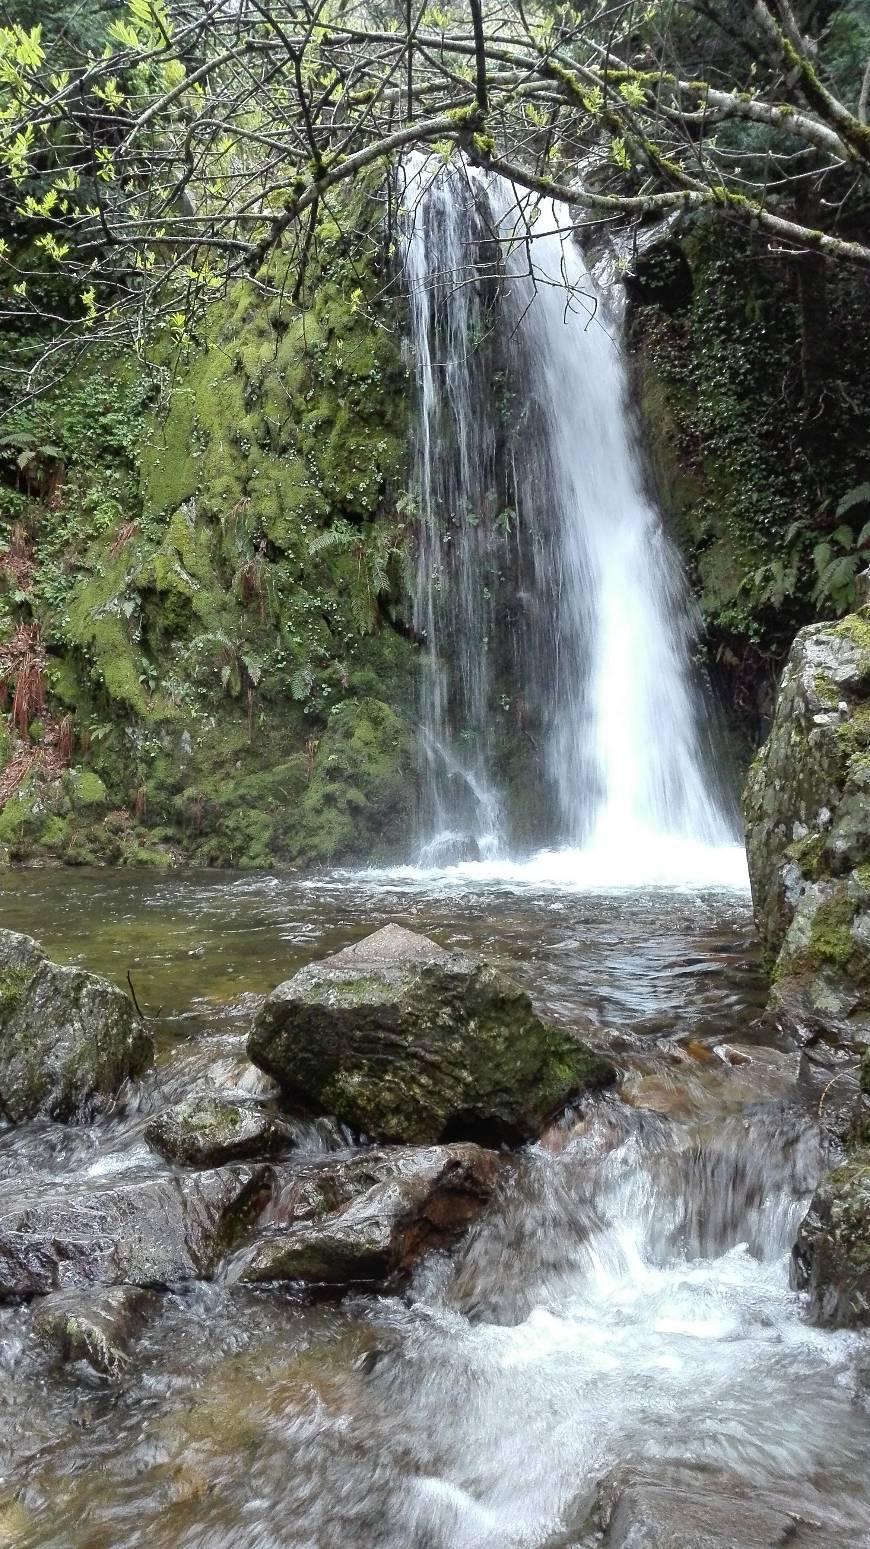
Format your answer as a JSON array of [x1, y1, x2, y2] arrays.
[[1, 0, 869, 405]]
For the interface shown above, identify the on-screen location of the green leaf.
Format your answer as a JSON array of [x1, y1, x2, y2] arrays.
[[835, 482, 870, 519], [813, 541, 833, 574]]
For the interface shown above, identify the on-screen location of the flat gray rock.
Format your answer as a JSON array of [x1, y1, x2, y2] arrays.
[[0, 1164, 268, 1301], [596, 1461, 870, 1548]]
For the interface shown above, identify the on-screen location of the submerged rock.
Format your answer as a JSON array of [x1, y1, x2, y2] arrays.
[[32, 1284, 155, 1377], [792, 1145, 870, 1327], [594, 1460, 868, 1547], [0, 928, 152, 1122], [743, 613, 870, 1043], [144, 1084, 291, 1167], [248, 924, 612, 1145], [233, 1142, 503, 1290], [0, 1164, 267, 1301]]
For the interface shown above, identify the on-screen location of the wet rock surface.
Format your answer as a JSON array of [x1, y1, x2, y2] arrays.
[[32, 1284, 155, 1377], [0, 928, 152, 1122], [248, 923, 613, 1144], [144, 1083, 291, 1167], [233, 1142, 503, 1289], [595, 1461, 870, 1548], [792, 1145, 870, 1327], [0, 1164, 267, 1300], [744, 613, 870, 1044]]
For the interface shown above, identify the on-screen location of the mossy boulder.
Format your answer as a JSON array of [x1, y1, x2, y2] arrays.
[[0, 928, 153, 1122], [144, 1084, 291, 1167], [792, 1146, 870, 1327], [744, 612, 870, 1040], [248, 924, 613, 1145], [232, 1142, 503, 1291], [32, 1284, 155, 1378]]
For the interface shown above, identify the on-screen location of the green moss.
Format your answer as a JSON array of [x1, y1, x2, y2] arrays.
[[787, 830, 826, 879], [0, 967, 34, 1017], [68, 768, 107, 807], [808, 895, 860, 969]]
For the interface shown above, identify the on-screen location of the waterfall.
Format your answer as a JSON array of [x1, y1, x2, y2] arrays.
[[400, 157, 744, 885]]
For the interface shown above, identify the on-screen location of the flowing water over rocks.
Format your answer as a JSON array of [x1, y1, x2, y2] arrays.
[[0, 868, 867, 1548]]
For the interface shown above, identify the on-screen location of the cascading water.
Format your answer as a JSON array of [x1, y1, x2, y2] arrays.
[[402, 156, 502, 863], [401, 157, 745, 885]]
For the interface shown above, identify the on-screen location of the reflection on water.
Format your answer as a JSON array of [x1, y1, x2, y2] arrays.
[[0, 869, 867, 1549]]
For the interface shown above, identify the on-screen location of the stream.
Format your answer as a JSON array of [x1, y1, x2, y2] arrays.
[[0, 867, 868, 1548]]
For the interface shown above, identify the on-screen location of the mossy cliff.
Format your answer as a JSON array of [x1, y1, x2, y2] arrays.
[[0, 189, 417, 868], [744, 609, 870, 1043], [626, 222, 870, 762]]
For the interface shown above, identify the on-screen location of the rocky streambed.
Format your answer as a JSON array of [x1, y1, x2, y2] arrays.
[[0, 868, 867, 1549]]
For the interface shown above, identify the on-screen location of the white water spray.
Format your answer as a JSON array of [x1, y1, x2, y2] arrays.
[[401, 158, 745, 887]]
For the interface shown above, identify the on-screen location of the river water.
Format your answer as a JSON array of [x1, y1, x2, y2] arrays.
[[0, 867, 868, 1548]]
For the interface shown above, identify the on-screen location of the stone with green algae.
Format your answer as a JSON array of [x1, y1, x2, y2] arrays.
[[792, 1145, 870, 1327], [744, 610, 870, 1041], [248, 924, 613, 1145], [145, 1084, 291, 1167], [0, 928, 153, 1123], [32, 1284, 155, 1378]]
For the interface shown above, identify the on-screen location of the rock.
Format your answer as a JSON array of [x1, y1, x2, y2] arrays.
[[248, 924, 612, 1145], [594, 1460, 867, 1547], [792, 1145, 870, 1327], [144, 1084, 291, 1167], [232, 1142, 503, 1290], [31, 1284, 155, 1377], [0, 1164, 268, 1301], [0, 928, 153, 1122], [743, 614, 870, 1042]]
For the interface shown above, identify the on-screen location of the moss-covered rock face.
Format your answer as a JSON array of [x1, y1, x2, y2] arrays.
[[0, 181, 417, 870], [248, 924, 613, 1145], [743, 611, 870, 1042], [0, 927, 153, 1122], [627, 221, 870, 761]]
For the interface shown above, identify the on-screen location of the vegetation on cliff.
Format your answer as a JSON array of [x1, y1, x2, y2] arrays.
[[0, 183, 417, 867]]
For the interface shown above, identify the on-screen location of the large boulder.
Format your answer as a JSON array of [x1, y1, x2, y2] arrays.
[[0, 1164, 267, 1301], [248, 924, 612, 1145], [744, 613, 870, 1042], [144, 1084, 291, 1167], [0, 928, 153, 1122], [231, 1142, 503, 1290]]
